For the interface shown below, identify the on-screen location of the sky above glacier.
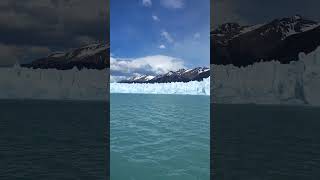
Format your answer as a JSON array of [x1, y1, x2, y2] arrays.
[[1, 0, 320, 71], [0, 0, 108, 67], [212, 0, 320, 27], [110, 0, 210, 81]]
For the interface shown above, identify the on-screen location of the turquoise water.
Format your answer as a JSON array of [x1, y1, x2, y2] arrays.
[[111, 94, 210, 180]]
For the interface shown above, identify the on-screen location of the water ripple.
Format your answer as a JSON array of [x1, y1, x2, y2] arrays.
[[111, 94, 209, 180]]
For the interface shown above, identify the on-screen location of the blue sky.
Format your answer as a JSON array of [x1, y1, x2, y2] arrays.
[[111, 0, 210, 81]]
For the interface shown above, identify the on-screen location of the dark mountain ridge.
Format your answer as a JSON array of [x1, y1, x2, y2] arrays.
[[211, 15, 320, 67], [119, 67, 210, 83], [22, 43, 109, 70]]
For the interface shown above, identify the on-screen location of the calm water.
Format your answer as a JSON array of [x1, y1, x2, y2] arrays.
[[110, 94, 210, 180], [212, 104, 320, 180], [0, 100, 108, 180]]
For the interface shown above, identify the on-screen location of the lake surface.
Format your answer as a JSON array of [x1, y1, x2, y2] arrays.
[[111, 94, 210, 180], [212, 104, 320, 180], [0, 100, 108, 180]]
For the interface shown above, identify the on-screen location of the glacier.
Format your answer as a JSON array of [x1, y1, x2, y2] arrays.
[[2, 46, 320, 104], [0, 65, 210, 101], [212, 46, 320, 106], [110, 77, 210, 96], [0, 65, 109, 101]]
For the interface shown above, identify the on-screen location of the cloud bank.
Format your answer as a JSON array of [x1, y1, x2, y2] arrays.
[[110, 55, 186, 82]]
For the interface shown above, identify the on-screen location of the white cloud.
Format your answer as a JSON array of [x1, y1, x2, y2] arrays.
[[193, 32, 201, 39], [152, 15, 160, 21], [161, 0, 184, 9], [161, 31, 174, 43], [110, 55, 185, 76], [159, 44, 166, 49], [142, 0, 152, 7], [110, 75, 127, 83]]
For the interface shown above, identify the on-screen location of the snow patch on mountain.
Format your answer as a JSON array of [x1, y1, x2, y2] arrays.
[[22, 43, 109, 70], [233, 23, 265, 38], [120, 67, 210, 83], [145, 75, 155, 80], [240, 24, 265, 34], [213, 15, 320, 43], [49, 52, 65, 58], [75, 44, 108, 59], [280, 21, 320, 40]]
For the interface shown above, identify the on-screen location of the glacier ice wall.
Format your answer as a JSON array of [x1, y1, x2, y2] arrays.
[[0, 65, 209, 100], [110, 77, 210, 96], [212, 46, 320, 106], [3, 45, 320, 104], [0, 66, 109, 101]]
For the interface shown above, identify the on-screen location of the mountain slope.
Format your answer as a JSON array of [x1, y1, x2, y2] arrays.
[[211, 15, 320, 66], [22, 43, 109, 70], [119, 67, 210, 83], [119, 75, 155, 83]]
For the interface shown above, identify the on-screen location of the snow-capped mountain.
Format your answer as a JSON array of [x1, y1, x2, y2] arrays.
[[119, 67, 210, 83], [22, 43, 109, 70], [211, 15, 320, 66], [120, 75, 155, 83]]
